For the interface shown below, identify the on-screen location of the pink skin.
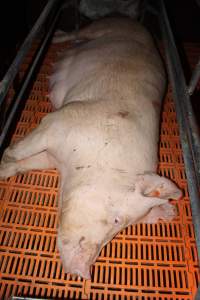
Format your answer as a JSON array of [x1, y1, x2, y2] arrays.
[[0, 18, 182, 278]]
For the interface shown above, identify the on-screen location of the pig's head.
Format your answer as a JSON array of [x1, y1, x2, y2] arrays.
[[57, 185, 122, 279], [58, 173, 182, 279]]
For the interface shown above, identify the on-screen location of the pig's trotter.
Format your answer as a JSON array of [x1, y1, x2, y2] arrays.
[[1, 115, 52, 163], [0, 113, 56, 179], [0, 161, 18, 179], [140, 202, 177, 224], [138, 173, 182, 200]]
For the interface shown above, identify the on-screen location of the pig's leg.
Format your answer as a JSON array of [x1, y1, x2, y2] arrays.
[[0, 151, 55, 179], [52, 28, 93, 43], [53, 21, 112, 43], [1, 115, 53, 163], [134, 173, 181, 223], [139, 202, 177, 224], [137, 173, 182, 201]]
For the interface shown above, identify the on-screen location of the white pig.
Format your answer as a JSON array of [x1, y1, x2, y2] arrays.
[[0, 18, 182, 279]]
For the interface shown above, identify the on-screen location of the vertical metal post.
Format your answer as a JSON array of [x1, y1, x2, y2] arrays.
[[188, 57, 200, 95], [159, 0, 200, 265], [159, 2, 200, 297], [74, 0, 80, 38]]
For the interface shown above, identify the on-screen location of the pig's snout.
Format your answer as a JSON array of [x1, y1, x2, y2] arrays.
[[64, 253, 92, 279], [57, 233, 100, 279]]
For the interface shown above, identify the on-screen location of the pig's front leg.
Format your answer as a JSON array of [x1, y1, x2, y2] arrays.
[[139, 202, 177, 224], [135, 173, 181, 224], [0, 151, 55, 179]]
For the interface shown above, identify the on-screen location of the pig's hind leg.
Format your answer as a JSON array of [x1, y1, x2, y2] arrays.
[[0, 114, 56, 179], [0, 151, 55, 179], [2, 114, 53, 163], [53, 20, 113, 43]]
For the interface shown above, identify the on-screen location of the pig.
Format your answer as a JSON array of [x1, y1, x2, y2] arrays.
[[0, 18, 182, 279]]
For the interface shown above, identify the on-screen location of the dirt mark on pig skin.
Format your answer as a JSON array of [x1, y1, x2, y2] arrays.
[[79, 236, 85, 247], [75, 165, 91, 170], [117, 110, 129, 118], [63, 238, 69, 245], [75, 166, 84, 170], [152, 100, 160, 111], [100, 219, 109, 226], [112, 168, 128, 174]]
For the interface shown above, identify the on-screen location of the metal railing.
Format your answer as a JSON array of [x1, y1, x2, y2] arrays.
[[158, 1, 200, 298], [159, 0, 200, 254]]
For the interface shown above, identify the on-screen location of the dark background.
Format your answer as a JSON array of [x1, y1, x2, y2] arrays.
[[0, 0, 200, 77]]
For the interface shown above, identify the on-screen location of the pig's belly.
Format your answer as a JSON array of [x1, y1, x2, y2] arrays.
[[54, 102, 159, 192]]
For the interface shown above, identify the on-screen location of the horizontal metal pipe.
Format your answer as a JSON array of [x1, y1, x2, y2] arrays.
[[11, 298, 46, 300], [159, 0, 200, 267]]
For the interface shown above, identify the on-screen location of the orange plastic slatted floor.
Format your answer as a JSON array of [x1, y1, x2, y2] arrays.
[[0, 42, 199, 299]]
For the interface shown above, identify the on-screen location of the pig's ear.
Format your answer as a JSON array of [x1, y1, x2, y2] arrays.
[[136, 173, 182, 200]]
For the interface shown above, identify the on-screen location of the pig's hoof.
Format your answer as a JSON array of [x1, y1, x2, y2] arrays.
[[0, 162, 17, 179], [159, 202, 178, 221], [2, 148, 16, 163], [141, 202, 178, 224]]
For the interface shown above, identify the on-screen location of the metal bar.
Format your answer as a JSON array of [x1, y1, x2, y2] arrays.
[[159, 0, 200, 265], [0, 0, 61, 109], [195, 287, 200, 300], [139, 0, 159, 24], [11, 298, 49, 300], [188, 56, 200, 95], [0, 2, 63, 149], [74, 0, 80, 35]]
